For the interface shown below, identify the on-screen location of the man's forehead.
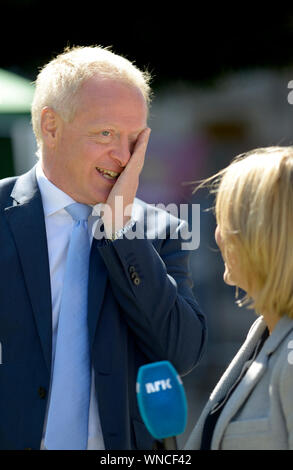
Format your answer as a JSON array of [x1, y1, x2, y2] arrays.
[[78, 75, 147, 106], [74, 78, 147, 128]]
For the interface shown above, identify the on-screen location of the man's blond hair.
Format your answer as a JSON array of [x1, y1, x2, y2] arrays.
[[31, 45, 152, 156]]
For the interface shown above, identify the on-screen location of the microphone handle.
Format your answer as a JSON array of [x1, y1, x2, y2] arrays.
[[163, 436, 177, 450], [153, 436, 177, 450]]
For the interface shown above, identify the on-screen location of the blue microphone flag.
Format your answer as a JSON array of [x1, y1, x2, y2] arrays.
[[136, 361, 187, 439]]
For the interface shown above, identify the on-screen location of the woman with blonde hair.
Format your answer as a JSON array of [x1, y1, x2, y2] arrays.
[[185, 146, 293, 450]]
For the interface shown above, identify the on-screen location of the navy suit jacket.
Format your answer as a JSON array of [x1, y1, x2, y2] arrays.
[[0, 166, 206, 450]]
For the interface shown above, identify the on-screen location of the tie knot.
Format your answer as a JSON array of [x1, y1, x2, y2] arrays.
[[65, 203, 92, 222]]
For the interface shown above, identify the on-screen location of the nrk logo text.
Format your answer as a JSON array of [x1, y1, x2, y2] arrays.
[[145, 379, 172, 393]]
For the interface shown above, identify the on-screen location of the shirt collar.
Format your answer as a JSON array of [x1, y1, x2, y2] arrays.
[[36, 161, 103, 218], [36, 161, 77, 217]]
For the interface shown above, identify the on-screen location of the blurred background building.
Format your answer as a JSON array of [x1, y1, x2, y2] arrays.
[[1, 1, 293, 447]]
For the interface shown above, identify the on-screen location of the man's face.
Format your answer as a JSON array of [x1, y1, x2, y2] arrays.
[[42, 76, 148, 204]]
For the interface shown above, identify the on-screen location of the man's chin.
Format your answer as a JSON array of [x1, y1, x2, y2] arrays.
[[84, 188, 109, 206]]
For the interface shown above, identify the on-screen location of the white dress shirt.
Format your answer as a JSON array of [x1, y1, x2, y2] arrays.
[[36, 162, 105, 450]]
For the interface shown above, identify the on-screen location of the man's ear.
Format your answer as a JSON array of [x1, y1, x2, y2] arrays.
[[40, 107, 61, 148]]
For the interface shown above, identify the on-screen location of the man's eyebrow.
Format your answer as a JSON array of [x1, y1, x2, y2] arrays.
[[89, 123, 116, 130]]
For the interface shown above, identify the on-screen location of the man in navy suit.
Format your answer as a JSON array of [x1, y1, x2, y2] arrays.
[[0, 46, 206, 450]]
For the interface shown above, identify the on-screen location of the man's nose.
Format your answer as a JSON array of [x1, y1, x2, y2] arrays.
[[110, 139, 131, 168]]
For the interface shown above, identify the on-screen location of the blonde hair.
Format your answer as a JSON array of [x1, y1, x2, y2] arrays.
[[31, 45, 152, 155], [195, 146, 293, 319]]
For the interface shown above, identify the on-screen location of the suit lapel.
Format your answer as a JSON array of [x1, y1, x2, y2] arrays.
[[211, 352, 267, 449], [4, 166, 52, 374], [209, 317, 267, 406], [87, 235, 108, 352], [211, 315, 293, 449], [185, 318, 267, 449]]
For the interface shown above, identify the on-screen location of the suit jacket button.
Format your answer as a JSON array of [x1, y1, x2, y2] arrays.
[[128, 265, 136, 274], [133, 276, 140, 286], [38, 387, 47, 399]]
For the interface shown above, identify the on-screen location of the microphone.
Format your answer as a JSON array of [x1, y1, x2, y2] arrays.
[[136, 360, 187, 450]]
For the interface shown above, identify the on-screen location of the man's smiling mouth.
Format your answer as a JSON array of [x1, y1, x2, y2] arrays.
[[96, 167, 120, 180]]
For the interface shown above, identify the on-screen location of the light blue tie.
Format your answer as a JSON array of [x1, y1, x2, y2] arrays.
[[44, 203, 92, 450]]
